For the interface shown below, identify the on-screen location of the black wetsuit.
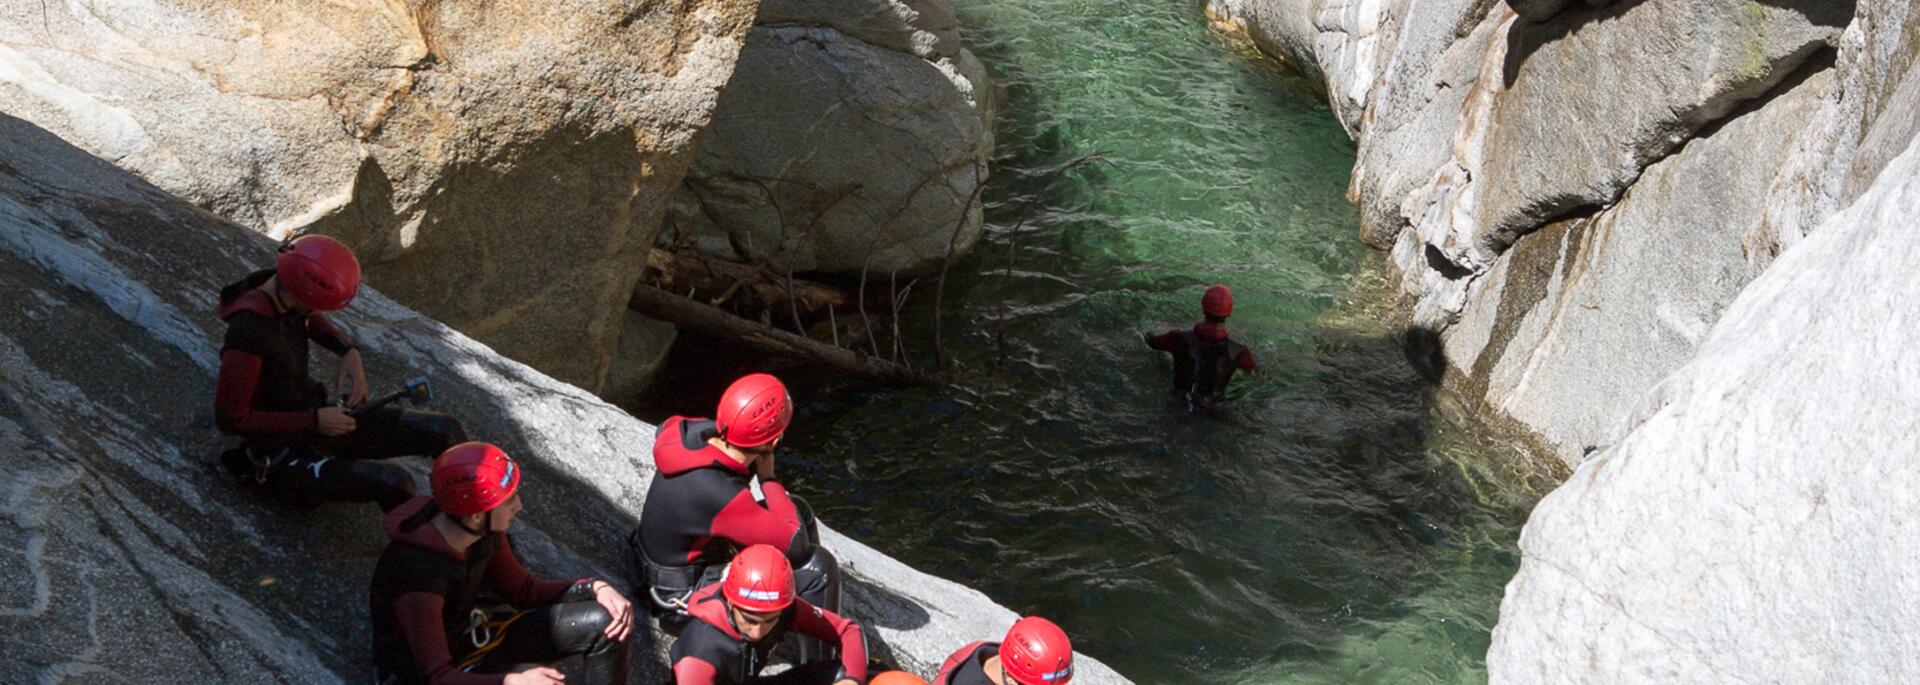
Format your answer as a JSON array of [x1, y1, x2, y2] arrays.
[[1146, 322, 1258, 412], [629, 417, 839, 620], [668, 583, 866, 685], [934, 642, 998, 685], [369, 497, 628, 685], [214, 269, 465, 510]]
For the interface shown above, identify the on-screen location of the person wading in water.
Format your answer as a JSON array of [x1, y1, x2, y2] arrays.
[[213, 234, 466, 511], [1144, 284, 1259, 414]]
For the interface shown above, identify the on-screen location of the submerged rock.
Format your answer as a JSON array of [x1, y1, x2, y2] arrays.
[[669, 0, 996, 276], [0, 115, 1126, 682], [0, 0, 760, 392]]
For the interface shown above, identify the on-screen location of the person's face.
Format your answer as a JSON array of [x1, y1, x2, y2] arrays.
[[487, 492, 523, 532], [729, 604, 782, 642]]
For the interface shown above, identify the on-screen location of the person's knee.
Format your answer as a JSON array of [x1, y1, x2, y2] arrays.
[[794, 545, 841, 611], [401, 411, 468, 451], [549, 600, 619, 652], [338, 460, 415, 511]]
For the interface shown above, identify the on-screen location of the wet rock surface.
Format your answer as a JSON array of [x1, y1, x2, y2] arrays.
[[0, 115, 1126, 683], [0, 0, 761, 392]]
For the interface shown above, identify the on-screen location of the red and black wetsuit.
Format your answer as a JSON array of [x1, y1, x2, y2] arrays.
[[933, 641, 998, 685], [368, 497, 627, 685], [214, 269, 464, 510], [1145, 322, 1257, 411], [636, 416, 806, 566], [669, 582, 867, 685]]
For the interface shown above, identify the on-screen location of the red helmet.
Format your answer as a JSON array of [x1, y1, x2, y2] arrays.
[[1002, 616, 1073, 685], [721, 544, 796, 613], [870, 673, 929, 685], [715, 373, 792, 448], [430, 442, 520, 516], [276, 235, 361, 311], [1201, 285, 1233, 319]]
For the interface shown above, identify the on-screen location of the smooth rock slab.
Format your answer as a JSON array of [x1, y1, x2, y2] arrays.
[[1487, 131, 1920, 684]]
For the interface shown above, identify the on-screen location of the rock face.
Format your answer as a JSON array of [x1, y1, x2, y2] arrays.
[[1488, 133, 1920, 684], [0, 115, 1126, 683], [1213, 0, 1920, 679], [0, 0, 762, 392], [668, 0, 995, 276], [1207, 0, 1885, 464]]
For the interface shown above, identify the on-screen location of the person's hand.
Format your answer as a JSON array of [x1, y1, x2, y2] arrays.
[[592, 580, 634, 642], [753, 451, 777, 480], [335, 348, 368, 407], [316, 406, 357, 436], [503, 667, 566, 685]]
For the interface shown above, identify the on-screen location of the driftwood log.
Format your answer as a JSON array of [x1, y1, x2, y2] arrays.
[[642, 248, 846, 315], [627, 284, 934, 386]]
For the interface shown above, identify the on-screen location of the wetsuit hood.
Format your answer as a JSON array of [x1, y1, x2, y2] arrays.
[[383, 496, 468, 561], [217, 269, 280, 321], [655, 416, 750, 477], [686, 582, 751, 641]]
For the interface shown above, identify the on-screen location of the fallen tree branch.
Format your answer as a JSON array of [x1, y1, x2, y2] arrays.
[[628, 284, 934, 386]]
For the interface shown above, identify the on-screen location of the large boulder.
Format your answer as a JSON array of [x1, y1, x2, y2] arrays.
[[0, 115, 1127, 683], [668, 0, 996, 276], [1487, 131, 1920, 684], [0, 0, 761, 392]]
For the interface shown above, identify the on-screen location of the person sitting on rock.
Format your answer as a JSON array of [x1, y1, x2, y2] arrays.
[[629, 373, 841, 631], [1143, 284, 1259, 414], [671, 544, 865, 685], [213, 234, 466, 511], [370, 442, 633, 685], [934, 616, 1074, 685]]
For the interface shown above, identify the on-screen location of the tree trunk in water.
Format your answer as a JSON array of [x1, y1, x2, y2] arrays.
[[627, 284, 934, 386]]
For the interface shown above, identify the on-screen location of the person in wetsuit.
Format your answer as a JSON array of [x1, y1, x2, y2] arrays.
[[213, 235, 466, 511], [369, 442, 633, 685], [934, 617, 1073, 685], [629, 373, 841, 632], [670, 544, 865, 685], [1143, 284, 1259, 413]]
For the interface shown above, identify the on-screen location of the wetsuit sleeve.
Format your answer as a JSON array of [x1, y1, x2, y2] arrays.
[[393, 592, 506, 685], [487, 535, 577, 609], [1238, 348, 1259, 372], [213, 349, 318, 435], [306, 312, 355, 355], [710, 482, 803, 552], [673, 655, 721, 684], [792, 602, 868, 682], [1145, 330, 1180, 351]]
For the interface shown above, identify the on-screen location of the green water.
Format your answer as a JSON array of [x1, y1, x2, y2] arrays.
[[644, 1, 1546, 682]]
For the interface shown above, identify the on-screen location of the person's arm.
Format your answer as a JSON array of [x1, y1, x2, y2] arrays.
[[486, 535, 580, 609], [1238, 349, 1259, 374], [306, 312, 356, 355], [213, 349, 318, 435], [1144, 330, 1179, 351], [710, 484, 802, 551], [672, 655, 722, 684], [392, 592, 507, 685], [791, 602, 868, 683]]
